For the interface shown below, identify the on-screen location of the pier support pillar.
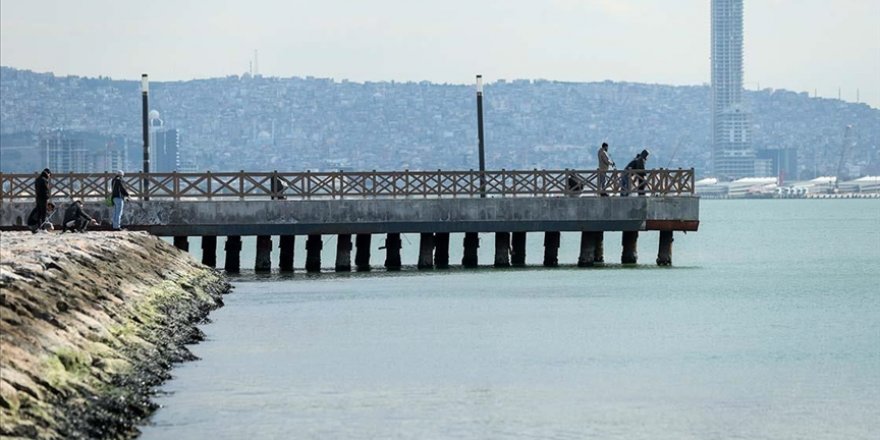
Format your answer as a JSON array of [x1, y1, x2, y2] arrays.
[[462, 232, 479, 268], [279, 235, 295, 272], [543, 231, 560, 267], [355, 234, 372, 272], [336, 234, 352, 272], [494, 232, 511, 267], [511, 232, 527, 267], [594, 231, 605, 263], [418, 233, 434, 269], [384, 233, 402, 271], [657, 231, 673, 266], [224, 235, 242, 273], [578, 231, 599, 267], [255, 235, 272, 272], [306, 234, 322, 273], [434, 232, 450, 269], [201, 235, 217, 268], [173, 236, 189, 252], [622, 231, 639, 264]]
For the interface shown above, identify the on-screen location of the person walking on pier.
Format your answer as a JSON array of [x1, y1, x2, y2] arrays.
[[62, 200, 98, 233], [597, 142, 615, 196], [33, 168, 51, 230], [111, 171, 130, 230], [271, 173, 287, 200], [624, 149, 650, 196]]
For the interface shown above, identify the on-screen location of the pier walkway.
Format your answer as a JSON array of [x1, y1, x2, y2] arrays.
[[1, 169, 699, 271]]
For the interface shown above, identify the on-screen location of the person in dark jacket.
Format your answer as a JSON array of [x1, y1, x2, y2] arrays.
[[34, 168, 51, 227], [271, 174, 287, 200], [27, 202, 56, 232], [62, 200, 98, 233], [566, 171, 584, 195], [111, 170, 130, 230], [623, 149, 650, 196]]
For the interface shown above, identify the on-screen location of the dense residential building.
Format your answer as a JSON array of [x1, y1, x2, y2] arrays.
[[40, 131, 89, 173], [756, 147, 799, 182], [711, 0, 754, 180]]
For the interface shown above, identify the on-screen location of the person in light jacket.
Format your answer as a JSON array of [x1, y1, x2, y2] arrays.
[[597, 143, 615, 196], [111, 171, 130, 230]]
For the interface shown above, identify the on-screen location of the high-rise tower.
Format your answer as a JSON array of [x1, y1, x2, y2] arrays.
[[711, 0, 754, 180]]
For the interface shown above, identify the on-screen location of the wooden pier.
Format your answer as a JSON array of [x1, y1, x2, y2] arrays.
[[1, 169, 699, 271]]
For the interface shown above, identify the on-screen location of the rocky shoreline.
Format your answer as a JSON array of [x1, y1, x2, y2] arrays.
[[0, 231, 229, 439]]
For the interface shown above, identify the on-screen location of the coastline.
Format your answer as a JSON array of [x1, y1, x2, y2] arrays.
[[0, 231, 229, 439]]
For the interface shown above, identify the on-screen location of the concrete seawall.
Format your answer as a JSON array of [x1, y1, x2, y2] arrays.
[[0, 231, 229, 439]]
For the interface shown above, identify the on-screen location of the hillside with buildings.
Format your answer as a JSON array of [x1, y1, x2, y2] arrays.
[[1, 66, 877, 179]]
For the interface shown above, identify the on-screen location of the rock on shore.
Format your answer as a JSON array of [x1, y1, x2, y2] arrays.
[[0, 231, 229, 439]]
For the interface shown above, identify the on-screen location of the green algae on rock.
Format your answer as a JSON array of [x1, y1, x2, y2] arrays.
[[0, 231, 229, 439]]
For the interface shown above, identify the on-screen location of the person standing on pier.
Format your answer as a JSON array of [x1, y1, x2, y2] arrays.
[[271, 173, 287, 200], [111, 171, 131, 230], [33, 168, 52, 230], [624, 150, 650, 196], [597, 142, 615, 196]]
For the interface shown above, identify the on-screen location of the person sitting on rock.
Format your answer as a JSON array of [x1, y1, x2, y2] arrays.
[[62, 200, 98, 233]]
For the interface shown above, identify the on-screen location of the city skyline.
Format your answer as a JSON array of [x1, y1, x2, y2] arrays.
[[1, 0, 878, 108]]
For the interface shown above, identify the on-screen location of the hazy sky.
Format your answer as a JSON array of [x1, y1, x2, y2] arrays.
[[1, 0, 878, 107]]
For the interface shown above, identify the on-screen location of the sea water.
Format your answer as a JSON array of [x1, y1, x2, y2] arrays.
[[141, 200, 879, 439]]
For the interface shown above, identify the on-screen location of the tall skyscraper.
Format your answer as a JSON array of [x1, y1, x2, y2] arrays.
[[711, 0, 754, 180], [154, 129, 180, 172], [148, 110, 181, 172]]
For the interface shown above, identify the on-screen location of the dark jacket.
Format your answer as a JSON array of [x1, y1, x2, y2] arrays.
[[111, 176, 129, 199], [63, 204, 93, 225], [35, 172, 50, 202], [26, 207, 41, 228], [27, 205, 55, 229], [625, 156, 647, 173]]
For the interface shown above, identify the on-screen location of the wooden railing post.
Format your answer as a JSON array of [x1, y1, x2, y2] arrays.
[[206, 170, 212, 200], [238, 170, 244, 200], [172, 171, 179, 200], [338, 170, 344, 200], [689, 168, 695, 194]]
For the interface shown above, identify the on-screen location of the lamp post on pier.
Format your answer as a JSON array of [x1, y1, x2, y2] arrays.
[[141, 74, 150, 200], [476, 74, 486, 198]]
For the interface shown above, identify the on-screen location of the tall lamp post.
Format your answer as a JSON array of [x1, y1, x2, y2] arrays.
[[141, 74, 150, 200], [476, 74, 486, 198]]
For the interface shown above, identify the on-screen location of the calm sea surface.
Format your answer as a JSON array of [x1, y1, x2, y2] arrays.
[[141, 200, 879, 440]]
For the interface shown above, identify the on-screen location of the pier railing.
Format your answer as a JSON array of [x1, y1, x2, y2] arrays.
[[0, 169, 694, 201]]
